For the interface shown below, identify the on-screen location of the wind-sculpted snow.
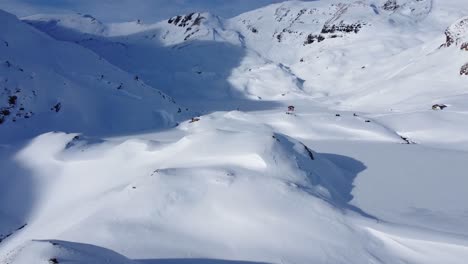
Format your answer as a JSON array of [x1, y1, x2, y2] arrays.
[[2, 1, 468, 263], [2, 109, 468, 263]]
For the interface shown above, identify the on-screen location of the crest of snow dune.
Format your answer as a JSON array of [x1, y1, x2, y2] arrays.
[[2, 113, 366, 263]]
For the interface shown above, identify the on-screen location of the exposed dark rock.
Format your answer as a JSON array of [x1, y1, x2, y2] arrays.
[[461, 42, 468, 51], [8, 95, 17, 105], [168, 13, 205, 28], [382, 0, 400, 11], [193, 15, 205, 26], [304, 34, 325, 45], [432, 104, 448, 110], [321, 22, 363, 34], [302, 144, 315, 160], [0, 223, 27, 243], [168, 15, 182, 25], [184, 29, 200, 41], [1, 109, 10, 116], [51, 102, 61, 112], [400, 135, 416, 144], [442, 17, 468, 48], [276, 33, 282, 42], [461, 63, 468, 75], [190, 117, 200, 123]]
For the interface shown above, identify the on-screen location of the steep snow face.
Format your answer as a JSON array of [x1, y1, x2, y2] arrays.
[[0, 10, 182, 142]]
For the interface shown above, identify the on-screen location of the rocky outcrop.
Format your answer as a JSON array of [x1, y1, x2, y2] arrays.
[[321, 22, 363, 34], [432, 104, 447, 110], [304, 22, 363, 45], [168, 13, 205, 29], [441, 17, 468, 76], [442, 17, 468, 48], [461, 63, 468, 75], [461, 42, 468, 51], [382, 0, 400, 11]]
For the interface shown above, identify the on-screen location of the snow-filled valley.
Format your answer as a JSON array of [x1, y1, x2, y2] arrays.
[[1, 0, 468, 263]]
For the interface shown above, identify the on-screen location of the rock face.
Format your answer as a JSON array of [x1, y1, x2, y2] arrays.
[[168, 12, 205, 28], [461, 42, 468, 51], [164, 12, 229, 43], [441, 17, 468, 76], [382, 0, 400, 11], [443, 17, 468, 48], [432, 104, 448, 110], [461, 63, 468, 75]]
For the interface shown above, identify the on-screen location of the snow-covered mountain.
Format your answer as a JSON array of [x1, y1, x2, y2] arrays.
[[22, 0, 468, 110], [2, 1, 468, 263], [0, 10, 183, 142]]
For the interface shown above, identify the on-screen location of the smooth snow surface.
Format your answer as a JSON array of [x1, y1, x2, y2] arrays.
[[1, 0, 468, 263]]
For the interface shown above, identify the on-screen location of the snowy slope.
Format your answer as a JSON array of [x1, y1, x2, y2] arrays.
[[23, 0, 468, 110], [1, 1, 468, 264], [23, 11, 309, 105], [2, 111, 468, 264], [0, 10, 183, 142]]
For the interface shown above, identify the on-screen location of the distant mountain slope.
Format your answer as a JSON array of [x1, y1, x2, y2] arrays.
[[0, 10, 182, 142], [22, 0, 468, 111], [24, 11, 304, 105]]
